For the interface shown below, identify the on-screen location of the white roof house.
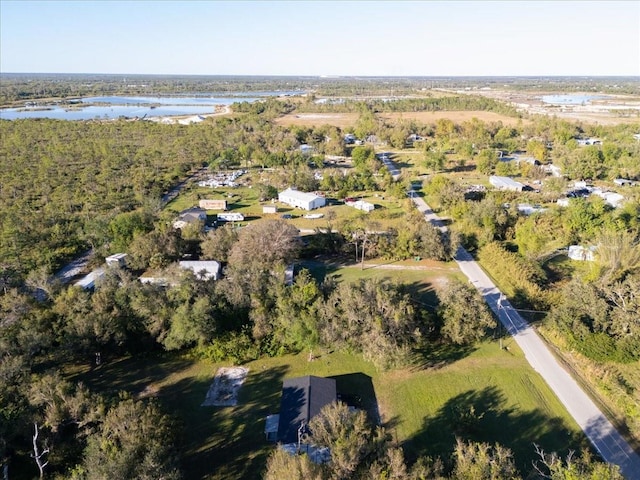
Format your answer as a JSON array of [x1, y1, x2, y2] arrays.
[[544, 164, 563, 177], [105, 253, 128, 267], [517, 204, 546, 215], [489, 176, 524, 192], [74, 268, 105, 290], [178, 261, 221, 281], [140, 261, 221, 286], [178, 115, 206, 125], [278, 188, 326, 211], [300, 144, 314, 155], [592, 189, 625, 208], [173, 207, 207, 230]]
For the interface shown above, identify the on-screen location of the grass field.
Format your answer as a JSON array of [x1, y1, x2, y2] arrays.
[[275, 110, 526, 129], [163, 169, 415, 233], [67, 343, 583, 480]]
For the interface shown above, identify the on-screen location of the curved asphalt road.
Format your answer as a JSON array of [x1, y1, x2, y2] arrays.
[[409, 191, 640, 479]]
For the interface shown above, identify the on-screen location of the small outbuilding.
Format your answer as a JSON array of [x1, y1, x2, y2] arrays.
[[347, 200, 375, 213], [199, 199, 228, 210], [263, 205, 278, 214], [278, 188, 326, 211]]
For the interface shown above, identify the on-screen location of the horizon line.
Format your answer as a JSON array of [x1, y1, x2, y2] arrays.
[[2, 72, 639, 79]]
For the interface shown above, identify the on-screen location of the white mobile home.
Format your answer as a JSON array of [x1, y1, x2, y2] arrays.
[[217, 212, 245, 222], [178, 261, 221, 281], [489, 176, 524, 192], [278, 188, 326, 211]]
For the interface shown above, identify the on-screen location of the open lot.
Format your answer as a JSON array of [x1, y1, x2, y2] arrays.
[[379, 110, 526, 126], [275, 110, 525, 128], [67, 345, 583, 480], [65, 259, 584, 480], [462, 89, 640, 126]]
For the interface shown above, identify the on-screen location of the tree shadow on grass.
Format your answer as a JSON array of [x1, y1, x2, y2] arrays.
[[70, 353, 193, 397], [178, 365, 290, 480], [411, 342, 477, 371], [402, 280, 439, 309], [330, 372, 380, 425], [403, 386, 587, 477]]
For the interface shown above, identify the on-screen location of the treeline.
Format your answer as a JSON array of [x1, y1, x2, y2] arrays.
[[1, 218, 497, 477], [4, 74, 636, 105], [296, 95, 521, 117], [265, 402, 621, 480]]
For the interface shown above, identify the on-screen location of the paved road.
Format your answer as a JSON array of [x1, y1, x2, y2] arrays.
[[409, 191, 640, 479]]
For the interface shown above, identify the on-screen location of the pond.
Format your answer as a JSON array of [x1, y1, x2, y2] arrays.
[[0, 91, 305, 120], [541, 94, 607, 105]]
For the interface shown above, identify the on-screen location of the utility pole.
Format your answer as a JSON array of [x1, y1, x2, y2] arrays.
[[498, 294, 504, 350]]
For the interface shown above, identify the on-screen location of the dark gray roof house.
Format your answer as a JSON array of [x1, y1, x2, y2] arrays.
[[276, 376, 337, 444]]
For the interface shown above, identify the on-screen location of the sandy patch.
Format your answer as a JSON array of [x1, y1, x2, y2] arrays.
[[276, 110, 526, 128], [275, 112, 359, 128], [201, 366, 249, 407], [379, 110, 527, 126]]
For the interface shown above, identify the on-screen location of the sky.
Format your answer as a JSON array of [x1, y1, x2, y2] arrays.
[[1, 0, 639, 77]]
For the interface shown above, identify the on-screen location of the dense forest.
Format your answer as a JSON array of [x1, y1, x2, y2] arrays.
[[1, 77, 639, 478]]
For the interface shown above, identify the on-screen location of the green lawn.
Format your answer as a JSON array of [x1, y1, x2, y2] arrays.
[[68, 340, 584, 480]]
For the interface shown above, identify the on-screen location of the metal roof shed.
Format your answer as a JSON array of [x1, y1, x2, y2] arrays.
[[489, 176, 524, 191]]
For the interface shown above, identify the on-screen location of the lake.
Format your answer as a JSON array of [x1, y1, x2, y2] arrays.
[[541, 94, 607, 105], [0, 91, 304, 121]]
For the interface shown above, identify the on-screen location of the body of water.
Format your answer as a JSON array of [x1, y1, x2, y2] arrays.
[[0, 91, 304, 120], [541, 94, 607, 105]]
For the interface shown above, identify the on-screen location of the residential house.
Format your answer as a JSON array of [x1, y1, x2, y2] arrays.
[[105, 253, 128, 268], [173, 207, 207, 230], [592, 190, 625, 208], [489, 176, 524, 192], [74, 268, 105, 290], [269, 376, 337, 444], [278, 188, 326, 211], [300, 144, 314, 155], [178, 261, 221, 281], [344, 133, 357, 144]]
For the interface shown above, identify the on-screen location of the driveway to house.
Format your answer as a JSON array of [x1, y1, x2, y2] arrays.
[[410, 191, 640, 480]]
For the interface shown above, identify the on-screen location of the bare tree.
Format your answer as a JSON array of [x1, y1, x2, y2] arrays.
[[30, 423, 49, 479]]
